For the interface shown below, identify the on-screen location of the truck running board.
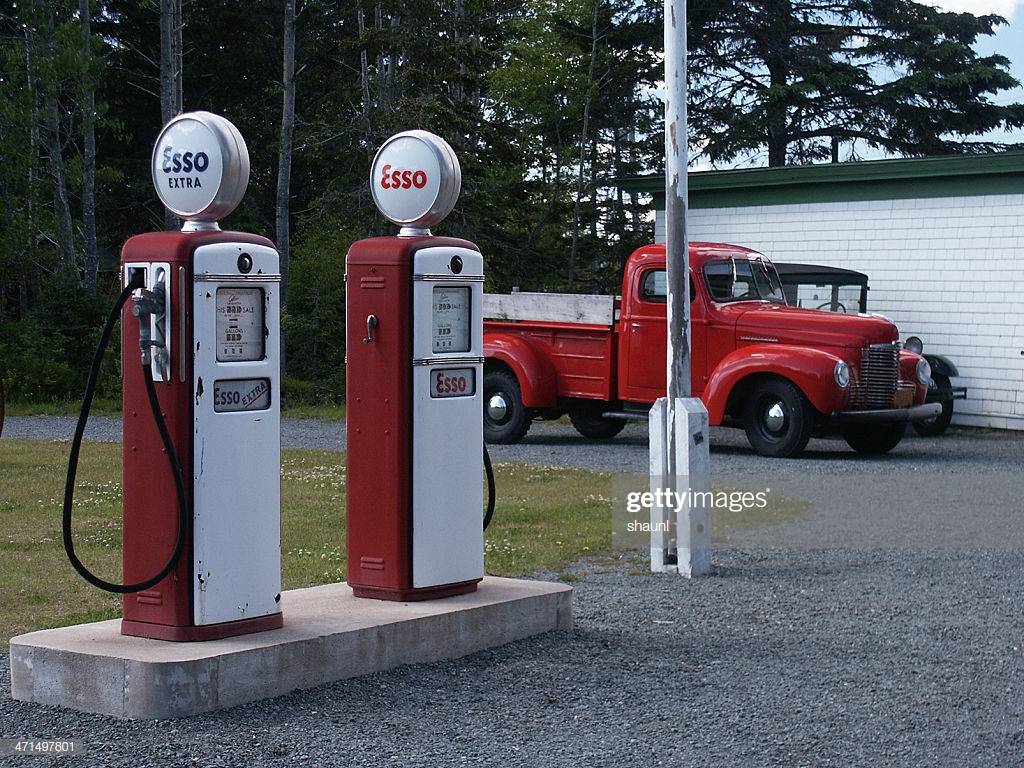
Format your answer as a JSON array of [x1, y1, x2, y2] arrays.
[[601, 410, 651, 422]]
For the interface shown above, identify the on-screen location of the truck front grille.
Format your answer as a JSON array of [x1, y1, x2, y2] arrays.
[[851, 344, 899, 408]]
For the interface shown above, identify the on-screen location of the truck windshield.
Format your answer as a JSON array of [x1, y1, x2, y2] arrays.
[[703, 258, 786, 303]]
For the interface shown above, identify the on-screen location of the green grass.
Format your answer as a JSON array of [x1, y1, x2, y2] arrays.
[[4, 397, 121, 417], [4, 398, 346, 421], [0, 440, 808, 643], [0, 440, 613, 642]]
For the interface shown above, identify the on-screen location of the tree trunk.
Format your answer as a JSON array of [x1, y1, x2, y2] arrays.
[[159, 0, 182, 229], [277, 0, 296, 305], [568, 0, 600, 289], [80, 0, 98, 291], [45, 9, 76, 276]]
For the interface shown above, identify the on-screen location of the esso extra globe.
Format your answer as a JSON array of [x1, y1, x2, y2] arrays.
[[150, 111, 250, 227]]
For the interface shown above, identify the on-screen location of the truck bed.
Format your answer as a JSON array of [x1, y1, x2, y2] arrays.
[[483, 292, 619, 402]]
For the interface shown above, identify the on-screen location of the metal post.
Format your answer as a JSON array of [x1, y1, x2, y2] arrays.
[[649, 0, 711, 576]]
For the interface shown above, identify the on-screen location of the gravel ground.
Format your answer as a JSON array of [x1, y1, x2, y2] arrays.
[[3, 547, 1023, 767], [3, 417, 1023, 765]]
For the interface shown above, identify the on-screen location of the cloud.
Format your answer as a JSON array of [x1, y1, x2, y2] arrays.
[[925, 0, 1023, 16]]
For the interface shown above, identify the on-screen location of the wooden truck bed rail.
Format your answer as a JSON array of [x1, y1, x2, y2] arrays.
[[483, 292, 618, 326]]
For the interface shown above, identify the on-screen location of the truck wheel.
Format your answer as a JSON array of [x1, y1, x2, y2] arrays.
[[483, 369, 532, 444], [742, 378, 814, 458], [912, 373, 954, 437], [843, 423, 905, 454], [568, 404, 626, 440]]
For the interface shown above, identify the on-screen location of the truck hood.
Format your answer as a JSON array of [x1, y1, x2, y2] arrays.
[[732, 303, 898, 350]]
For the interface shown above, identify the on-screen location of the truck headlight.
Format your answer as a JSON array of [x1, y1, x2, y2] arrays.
[[834, 360, 850, 389], [916, 358, 931, 386], [904, 336, 923, 355]]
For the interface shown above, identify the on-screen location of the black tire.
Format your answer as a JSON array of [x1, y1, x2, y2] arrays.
[[568, 404, 627, 439], [483, 368, 532, 444], [742, 378, 815, 458], [843, 422, 905, 454], [913, 373, 954, 437]]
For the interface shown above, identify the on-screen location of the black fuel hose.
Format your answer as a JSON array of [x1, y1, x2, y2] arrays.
[[62, 274, 189, 594], [483, 442, 496, 530]]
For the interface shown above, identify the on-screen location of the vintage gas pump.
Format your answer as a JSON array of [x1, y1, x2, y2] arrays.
[[346, 131, 493, 601], [63, 112, 283, 641]]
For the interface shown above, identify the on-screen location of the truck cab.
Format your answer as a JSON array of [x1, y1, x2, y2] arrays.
[[482, 243, 941, 458]]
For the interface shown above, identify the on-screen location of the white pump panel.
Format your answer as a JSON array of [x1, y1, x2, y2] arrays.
[[410, 246, 485, 588], [191, 242, 281, 626]]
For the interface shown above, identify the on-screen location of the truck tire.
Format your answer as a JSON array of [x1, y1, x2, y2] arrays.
[[568, 404, 626, 440], [843, 423, 905, 454], [742, 378, 814, 458], [483, 369, 532, 444], [912, 373, 954, 437]]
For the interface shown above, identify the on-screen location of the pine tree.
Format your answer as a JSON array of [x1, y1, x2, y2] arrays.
[[688, 0, 1024, 166]]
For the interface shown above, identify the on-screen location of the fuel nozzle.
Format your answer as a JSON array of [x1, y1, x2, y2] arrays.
[[132, 281, 167, 369]]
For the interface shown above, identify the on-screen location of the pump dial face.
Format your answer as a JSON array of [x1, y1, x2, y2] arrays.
[[432, 286, 471, 353], [216, 288, 265, 362]]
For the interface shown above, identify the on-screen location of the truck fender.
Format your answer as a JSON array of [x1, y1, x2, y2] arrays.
[[484, 333, 559, 408], [923, 353, 958, 378], [703, 344, 848, 424]]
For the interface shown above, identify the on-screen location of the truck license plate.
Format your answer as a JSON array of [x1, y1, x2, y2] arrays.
[[430, 368, 475, 398], [893, 387, 914, 408]]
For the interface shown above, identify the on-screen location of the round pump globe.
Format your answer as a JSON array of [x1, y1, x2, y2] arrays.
[[370, 131, 461, 232], [151, 111, 250, 226]]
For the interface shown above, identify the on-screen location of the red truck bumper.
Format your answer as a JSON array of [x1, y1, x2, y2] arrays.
[[834, 402, 942, 424]]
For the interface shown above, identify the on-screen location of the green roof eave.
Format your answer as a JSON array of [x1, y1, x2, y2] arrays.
[[612, 151, 1024, 208]]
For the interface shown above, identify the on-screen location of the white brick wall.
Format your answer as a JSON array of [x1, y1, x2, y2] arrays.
[[655, 194, 1024, 430]]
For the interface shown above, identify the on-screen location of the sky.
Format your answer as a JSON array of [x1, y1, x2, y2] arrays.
[[921, 0, 1023, 145]]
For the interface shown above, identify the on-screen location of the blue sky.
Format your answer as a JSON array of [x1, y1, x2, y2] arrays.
[[965, 0, 1024, 144]]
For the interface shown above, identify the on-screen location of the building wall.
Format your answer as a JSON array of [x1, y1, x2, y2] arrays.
[[655, 194, 1024, 430]]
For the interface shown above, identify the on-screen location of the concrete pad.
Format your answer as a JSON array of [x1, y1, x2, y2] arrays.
[[9, 577, 572, 720]]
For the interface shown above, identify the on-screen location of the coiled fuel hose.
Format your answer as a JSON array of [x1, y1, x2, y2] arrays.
[[483, 442, 495, 530], [62, 272, 189, 594]]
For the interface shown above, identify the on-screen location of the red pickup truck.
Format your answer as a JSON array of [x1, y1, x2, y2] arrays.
[[482, 242, 940, 458]]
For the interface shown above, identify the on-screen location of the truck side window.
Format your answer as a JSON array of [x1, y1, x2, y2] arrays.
[[640, 269, 696, 303]]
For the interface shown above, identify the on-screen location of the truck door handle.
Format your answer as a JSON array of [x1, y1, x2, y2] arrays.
[[362, 314, 378, 344], [630, 322, 641, 329]]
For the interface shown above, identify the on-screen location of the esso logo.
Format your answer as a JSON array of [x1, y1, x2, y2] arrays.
[[150, 111, 249, 223], [379, 164, 428, 190], [430, 369, 474, 398], [370, 131, 460, 230], [161, 147, 211, 176]]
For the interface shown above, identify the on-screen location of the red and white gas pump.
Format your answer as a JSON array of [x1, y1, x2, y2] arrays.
[[346, 131, 492, 601], [63, 112, 283, 641]]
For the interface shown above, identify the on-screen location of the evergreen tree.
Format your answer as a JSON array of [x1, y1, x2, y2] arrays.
[[688, 0, 1024, 166]]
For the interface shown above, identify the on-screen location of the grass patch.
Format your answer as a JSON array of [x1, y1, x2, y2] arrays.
[[0, 441, 612, 642], [4, 397, 120, 417], [4, 398, 347, 422]]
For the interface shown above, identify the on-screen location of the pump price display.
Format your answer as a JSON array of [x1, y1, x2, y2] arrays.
[[216, 288, 265, 361], [213, 378, 271, 412], [432, 286, 471, 353], [430, 368, 475, 399]]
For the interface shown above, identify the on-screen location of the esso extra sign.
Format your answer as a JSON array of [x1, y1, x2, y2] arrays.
[[151, 111, 250, 226], [370, 130, 461, 232]]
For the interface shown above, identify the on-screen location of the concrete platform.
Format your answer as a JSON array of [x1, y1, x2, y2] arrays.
[[9, 577, 572, 720]]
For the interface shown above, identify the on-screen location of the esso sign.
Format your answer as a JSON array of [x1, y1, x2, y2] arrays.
[[151, 111, 250, 226], [430, 367, 476, 399], [370, 131, 461, 232]]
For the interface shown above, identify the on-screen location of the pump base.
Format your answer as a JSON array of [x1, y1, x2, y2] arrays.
[[350, 578, 481, 602], [120, 611, 283, 642]]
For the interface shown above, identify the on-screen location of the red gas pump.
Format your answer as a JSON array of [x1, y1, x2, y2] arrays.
[[346, 131, 494, 601], [63, 112, 284, 641]]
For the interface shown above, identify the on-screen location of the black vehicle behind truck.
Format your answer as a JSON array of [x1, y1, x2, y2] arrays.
[[775, 262, 966, 436]]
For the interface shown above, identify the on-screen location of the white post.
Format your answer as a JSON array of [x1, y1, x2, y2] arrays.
[[649, 0, 711, 576]]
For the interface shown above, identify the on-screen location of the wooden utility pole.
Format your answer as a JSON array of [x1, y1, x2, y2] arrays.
[[649, 0, 711, 577]]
